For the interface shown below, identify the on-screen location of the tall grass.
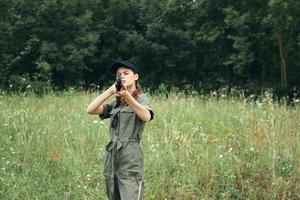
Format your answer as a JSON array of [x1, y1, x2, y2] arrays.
[[0, 91, 299, 199]]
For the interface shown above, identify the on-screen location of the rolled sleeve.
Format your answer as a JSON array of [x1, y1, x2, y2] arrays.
[[138, 94, 154, 120]]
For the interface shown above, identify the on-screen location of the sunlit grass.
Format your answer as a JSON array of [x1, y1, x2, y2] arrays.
[[0, 91, 299, 199]]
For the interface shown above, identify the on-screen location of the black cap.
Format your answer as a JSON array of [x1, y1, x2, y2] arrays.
[[110, 60, 139, 74]]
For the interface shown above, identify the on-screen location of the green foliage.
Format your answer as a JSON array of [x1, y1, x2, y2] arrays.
[[0, 0, 300, 94]]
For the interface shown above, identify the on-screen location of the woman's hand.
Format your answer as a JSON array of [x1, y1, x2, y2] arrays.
[[109, 83, 129, 98], [109, 83, 117, 95], [115, 85, 130, 98]]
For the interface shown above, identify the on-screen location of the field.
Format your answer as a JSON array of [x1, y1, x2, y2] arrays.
[[0, 91, 300, 199]]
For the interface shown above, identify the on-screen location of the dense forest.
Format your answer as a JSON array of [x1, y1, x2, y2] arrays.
[[1, 0, 300, 95]]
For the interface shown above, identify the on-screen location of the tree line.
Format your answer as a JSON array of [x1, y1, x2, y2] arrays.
[[1, 0, 300, 96]]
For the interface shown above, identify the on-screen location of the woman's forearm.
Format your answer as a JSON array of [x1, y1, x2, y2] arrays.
[[86, 86, 114, 114]]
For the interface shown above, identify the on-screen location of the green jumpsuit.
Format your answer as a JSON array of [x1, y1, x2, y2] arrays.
[[99, 94, 153, 200]]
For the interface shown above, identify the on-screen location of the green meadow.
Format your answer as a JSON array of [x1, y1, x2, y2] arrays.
[[0, 91, 299, 199]]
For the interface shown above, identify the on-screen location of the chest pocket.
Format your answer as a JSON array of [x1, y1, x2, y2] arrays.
[[120, 106, 135, 124], [121, 105, 134, 113], [119, 106, 136, 138]]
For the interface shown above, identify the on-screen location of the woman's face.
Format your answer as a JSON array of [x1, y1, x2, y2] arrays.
[[116, 67, 138, 88]]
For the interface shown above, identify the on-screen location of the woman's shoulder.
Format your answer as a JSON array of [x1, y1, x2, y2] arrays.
[[137, 93, 152, 105], [137, 93, 148, 100]]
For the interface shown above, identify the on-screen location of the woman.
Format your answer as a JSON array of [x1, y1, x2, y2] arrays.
[[86, 60, 154, 200]]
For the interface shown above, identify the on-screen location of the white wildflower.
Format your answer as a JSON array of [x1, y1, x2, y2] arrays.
[[86, 174, 92, 181]]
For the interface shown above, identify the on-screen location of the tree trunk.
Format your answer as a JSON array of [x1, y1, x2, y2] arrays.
[[278, 36, 287, 95]]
